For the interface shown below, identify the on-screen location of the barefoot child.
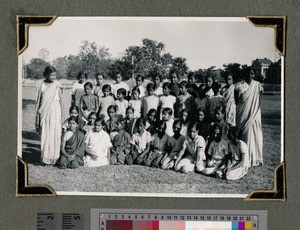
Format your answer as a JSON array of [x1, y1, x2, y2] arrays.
[[144, 121, 170, 168], [84, 117, 112, 167], [161, 120, 186, 170], [225, 127, 250, 180], [175, 123, 206, 173], [126, 118, 152, 165], [58, 116, 86, 169], [110, 118, 131, 165]]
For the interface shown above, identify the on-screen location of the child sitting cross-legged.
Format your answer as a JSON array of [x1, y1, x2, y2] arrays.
[[225, 127, 250, 180], [110, 118, 131, 165], [161, 120, 186, 170], [202, 125, 229, 178], [125, 118, 152, 165], [144, 120, 170, 168]]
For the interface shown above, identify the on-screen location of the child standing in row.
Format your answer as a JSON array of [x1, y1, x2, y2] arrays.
[[207, 82, 226, 120], [129, 86, 142, 118], [159, 82, 176, 118], [71, 71, 87, 108], [94, 73, 105, 98], [115, 88, 128, 118], [169, 69, 180, 97], [152, 74, 163, 96], [135, 74, 146, 99], [142, 83, 160, 119], [111, 71, 129, 99], [98, 84, 115, 121], [222, 74, 236, 126], [80, 82, 99, 121]]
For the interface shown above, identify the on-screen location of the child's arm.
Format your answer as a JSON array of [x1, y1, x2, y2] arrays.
[[140, 142, 150, 158], [174, 141, 187, 168], [85, 146, 98, 160], [79, 96, 87, 120], [95, 95, 99, 114]]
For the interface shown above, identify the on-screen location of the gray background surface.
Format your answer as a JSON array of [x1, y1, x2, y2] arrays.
[[0, 1, 299, 229]]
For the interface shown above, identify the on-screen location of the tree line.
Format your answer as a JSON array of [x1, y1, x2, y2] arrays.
[[24, 38, 279, 84]]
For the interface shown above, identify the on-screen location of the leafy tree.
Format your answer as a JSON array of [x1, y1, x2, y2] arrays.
[[52, 56, 68, 79], [26, 58, 51, 79], [171, 57, 189, 78], [221, 63, 242, 82], [66, 55, 82, 80]]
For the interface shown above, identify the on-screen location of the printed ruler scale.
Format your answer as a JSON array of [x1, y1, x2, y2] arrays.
[[91, 209, 267, 230], [37, 213, 83, 230]]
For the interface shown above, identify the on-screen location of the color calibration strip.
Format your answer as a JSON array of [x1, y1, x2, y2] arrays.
[[105, 220, 252, 230], [92, 209, 267, 230]]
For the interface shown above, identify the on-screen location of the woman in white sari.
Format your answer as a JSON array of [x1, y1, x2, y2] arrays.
[[35, 66, 63, 165], [235, 68, 263, 166]]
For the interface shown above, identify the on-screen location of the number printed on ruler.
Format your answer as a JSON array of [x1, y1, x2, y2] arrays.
[[36, 213, 84, 230], [37, 213, 58, 230], [62, 213, 84, 230], [91, 209, 267, 230]]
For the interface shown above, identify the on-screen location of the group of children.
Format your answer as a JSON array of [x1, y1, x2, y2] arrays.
[[57, 70, 250, 181]]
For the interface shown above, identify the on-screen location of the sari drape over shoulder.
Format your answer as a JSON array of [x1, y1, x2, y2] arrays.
[[223, 84, 236, 126], [236, 80, 263, 166], [58, 129, 86, 168], [36, 81, 62, 165]]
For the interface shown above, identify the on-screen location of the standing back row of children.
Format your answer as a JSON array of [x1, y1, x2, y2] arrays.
[[55, 69, 250, 180]]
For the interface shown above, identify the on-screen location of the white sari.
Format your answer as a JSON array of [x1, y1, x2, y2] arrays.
[[223, 84, 236, 126], [236, 80, 263, 166], [36, 81, 62, 165]]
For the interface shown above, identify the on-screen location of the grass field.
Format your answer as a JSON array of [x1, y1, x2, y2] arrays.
[[21, 84, 282, 195]]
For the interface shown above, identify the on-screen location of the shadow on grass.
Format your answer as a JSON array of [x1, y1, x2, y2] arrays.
[[22, 99, 36, 109], [22, 131, 43, 166], [22, 131, 39, 141]]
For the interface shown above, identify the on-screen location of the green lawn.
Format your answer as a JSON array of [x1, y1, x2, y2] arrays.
[[21, 86, 282, 195]]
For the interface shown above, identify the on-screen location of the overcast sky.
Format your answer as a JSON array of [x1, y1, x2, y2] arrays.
[[22, 17, 278, 70]]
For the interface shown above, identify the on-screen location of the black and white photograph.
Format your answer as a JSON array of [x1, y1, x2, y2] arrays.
[[18, 17, 283, 197]]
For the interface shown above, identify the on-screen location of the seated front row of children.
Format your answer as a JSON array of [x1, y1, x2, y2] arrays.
[[58, 110, 250, 181]]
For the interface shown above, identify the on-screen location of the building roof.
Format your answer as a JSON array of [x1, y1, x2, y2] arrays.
[[253, 58, 273, 65]]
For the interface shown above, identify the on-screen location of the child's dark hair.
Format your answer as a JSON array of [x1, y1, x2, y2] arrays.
[[69, 105, 79, 115], [146, 82, 155, 92], [77, 71, 86, 79], [199, 83, 206, 90], [212, 82, 221, 90], [136, 74, 144, 82], [162, 107, 173, 116], [188, 72, 195, 80], [131, 86, 140, 95], [94, 117, 105, 126], [116, 117, 126, 127], [205, 75, 213, 82], [102, 84, 111, 92], [179, 81, 188, 88], [107, 105, 117, 113], [68, 115, 79, 124], [169, 68, 179, 77], [84, 82, 93, 89], [117, 88, 127, 97], [187, 122, 199, 131], [162, 82, 171, 90], [230, 127, 243, 140], [115, 71, 121, 76], [173, 119, 182, 128], [214, 106, 225, 115], [95, 72, 104, 78], [43, 66, 56, 77], [148, 109, 157, 116], [155, 120, 166, 130], [136, 117, 146, 127], [152, 74, 162, 82], [88, 112, 97, 119], [126, 106, 135, 114], [197, 107, 207, 116]]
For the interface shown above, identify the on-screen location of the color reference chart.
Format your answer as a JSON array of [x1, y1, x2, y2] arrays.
[[91, 209, 267, 230]]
